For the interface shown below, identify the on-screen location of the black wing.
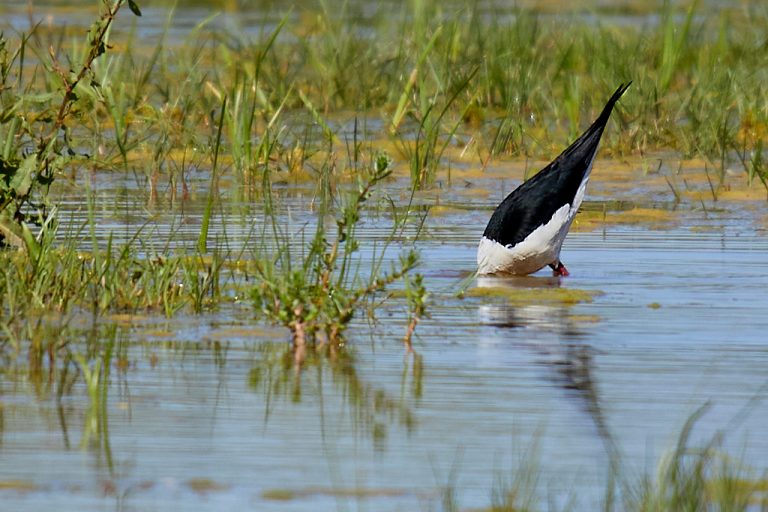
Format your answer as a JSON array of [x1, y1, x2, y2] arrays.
[[483, 82, 630, 247]]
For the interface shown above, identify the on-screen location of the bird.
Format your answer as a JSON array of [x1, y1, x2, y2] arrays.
[[477, 82, 630, 276]]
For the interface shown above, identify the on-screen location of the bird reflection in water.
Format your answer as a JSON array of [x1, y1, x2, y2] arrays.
[[475, 274, 619, 464], [476, 274, 577, 332]]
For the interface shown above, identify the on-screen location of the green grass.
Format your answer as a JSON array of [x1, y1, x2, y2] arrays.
[[3, 1, 768, 199], [1, 1, 428, 351], [622, 405, 767, 512], [249, 146, 422, 363], [454, 405, 768, 512]]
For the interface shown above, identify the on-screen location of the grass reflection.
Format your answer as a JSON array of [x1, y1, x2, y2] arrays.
[[0, 321, 119, 472], [248, 341, 420, 449]]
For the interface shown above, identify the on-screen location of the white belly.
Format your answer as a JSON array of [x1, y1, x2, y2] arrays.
[[477, 202, 575, 275]]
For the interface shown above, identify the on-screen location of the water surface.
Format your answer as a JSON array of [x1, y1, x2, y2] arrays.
[[2, 171, 768, 511]]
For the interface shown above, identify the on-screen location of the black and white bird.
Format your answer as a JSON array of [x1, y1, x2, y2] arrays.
[[477, 83, 630, 276]]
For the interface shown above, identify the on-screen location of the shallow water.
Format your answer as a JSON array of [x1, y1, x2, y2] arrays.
[[2, 167, 768, 511]]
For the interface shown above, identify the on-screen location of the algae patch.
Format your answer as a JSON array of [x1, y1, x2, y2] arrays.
[[186, 478, 230, 494], [572, 206, 677, 231], [466, 286, 601, 306], [0, 480, 39, 492], [262, 486, 414, 501]]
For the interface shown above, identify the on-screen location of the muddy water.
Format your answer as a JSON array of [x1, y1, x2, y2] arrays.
[[2, 168, 768, 511]]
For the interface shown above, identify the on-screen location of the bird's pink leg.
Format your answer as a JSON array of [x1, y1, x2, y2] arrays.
[[549, 261, 570, 277]]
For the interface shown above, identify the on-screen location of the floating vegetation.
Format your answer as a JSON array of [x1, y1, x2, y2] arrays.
[[261, 486, 416, 501], [467, 283, 601, 306], [186, 478, 231, 494], [0, 480, 39, 492], [573, 205, 678, 231]]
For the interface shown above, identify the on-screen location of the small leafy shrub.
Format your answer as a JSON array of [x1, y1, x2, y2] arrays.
[[251, 152, 420, 362]]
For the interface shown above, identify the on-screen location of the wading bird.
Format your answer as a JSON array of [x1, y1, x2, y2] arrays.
[[477, 83, 630, 276]]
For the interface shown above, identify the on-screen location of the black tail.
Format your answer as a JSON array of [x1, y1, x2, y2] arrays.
[[594, 82, 631, 130], [555, 82, 630, 164], [482, 82, 631, 247]]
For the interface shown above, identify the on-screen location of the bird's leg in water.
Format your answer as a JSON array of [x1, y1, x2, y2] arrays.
[[550, 261, 570, 277]]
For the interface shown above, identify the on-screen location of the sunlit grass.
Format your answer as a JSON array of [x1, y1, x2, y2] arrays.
[[4, 1, 768, 198]]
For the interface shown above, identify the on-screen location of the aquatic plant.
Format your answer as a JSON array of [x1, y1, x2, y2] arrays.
[[0, 210, 238, 322], [0, 0, 141, 247], [4, 0, 768, 211], [393, 64, 478, 188], [621, 405, 765, 512], [403, 272, 428, 353], [251, 151, 421, 363], [482, 406, 767, 512]]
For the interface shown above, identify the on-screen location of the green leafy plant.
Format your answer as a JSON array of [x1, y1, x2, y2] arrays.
[[403, 272, 427, 353], [0, 0, 140, 247], [251, 151, 421, 363]]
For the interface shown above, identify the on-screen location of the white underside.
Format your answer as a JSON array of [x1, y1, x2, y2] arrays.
[[477, 174, 591, 276]]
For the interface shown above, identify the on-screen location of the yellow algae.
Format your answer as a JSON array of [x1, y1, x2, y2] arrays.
[[427, 205, 470, 217], [738, 111, 768, 143], [611, 207, 676, 224], [262, 486, 412, 501], [572, 206, 676, 232], [633, 175, 671, 189], [689, 225, 722, 233], [425, 205, 454, 217], [262, 489, 295, 501], [592, 181, 644, 194], [593, 160, 637, 176], [141, 329, 175, 338], [114, 357, 131, 371], [466, 286, 600, 306], [187, 478, 230, 494], [0, 480, 39, 491], [681, 189, 714, 203], [571, 209, 607, 231], [458, 185, 497, 198], [718, 187, 768, 202]]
